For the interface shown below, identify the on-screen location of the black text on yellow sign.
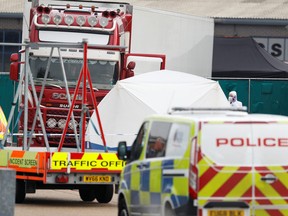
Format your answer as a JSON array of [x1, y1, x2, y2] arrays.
[[52, 160, 125, 168], [9, 158, 37, 167], [84, 175, 111, 183]]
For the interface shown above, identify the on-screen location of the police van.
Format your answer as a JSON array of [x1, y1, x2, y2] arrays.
[[117, 108, 288, 216]]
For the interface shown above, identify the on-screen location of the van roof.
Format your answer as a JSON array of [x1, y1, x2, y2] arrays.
[[147, 108, 288, 123]]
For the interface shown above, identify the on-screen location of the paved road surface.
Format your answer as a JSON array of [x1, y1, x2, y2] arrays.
[[14, 190, 118, 216]]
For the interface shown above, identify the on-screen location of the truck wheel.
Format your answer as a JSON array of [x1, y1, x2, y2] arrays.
[[79, 188, 95, 202], [15, 180, 26, 203], [118, 197, 129, 216], [94, 184, 113, 203], [164, 203, 176, 216]]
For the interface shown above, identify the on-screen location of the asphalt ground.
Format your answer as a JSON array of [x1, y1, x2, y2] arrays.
[[14, 189, 118, 216]]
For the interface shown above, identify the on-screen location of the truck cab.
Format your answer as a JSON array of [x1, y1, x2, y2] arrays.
[[9, 0, 165, 148]]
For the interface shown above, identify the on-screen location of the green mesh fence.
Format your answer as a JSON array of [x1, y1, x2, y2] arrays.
[[216, 79, 288, 116]]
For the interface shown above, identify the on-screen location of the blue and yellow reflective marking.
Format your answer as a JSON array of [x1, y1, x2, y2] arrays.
[[121, 158, 189, 208]]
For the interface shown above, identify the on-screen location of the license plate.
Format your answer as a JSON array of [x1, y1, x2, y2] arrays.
[[208, 210, 244, 216], [83, 175, 111, 183]]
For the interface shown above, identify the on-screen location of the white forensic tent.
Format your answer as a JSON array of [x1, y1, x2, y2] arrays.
[[86, 70, 230, 151]]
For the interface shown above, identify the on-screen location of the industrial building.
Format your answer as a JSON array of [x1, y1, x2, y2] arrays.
[[1, 0, 288, 68]]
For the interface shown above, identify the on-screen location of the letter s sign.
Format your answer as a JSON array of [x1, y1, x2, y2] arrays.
[[254, 37, 285, 61], [271, 43, 282, 57], [268, 38, 284, 61]]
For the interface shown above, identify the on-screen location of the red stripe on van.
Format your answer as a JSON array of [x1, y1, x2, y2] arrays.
[[232, 121, 271, 124], [211, 168, 248, 197], [198, 166, 224, 189], [254, 166, 288, 198], [254, 187, 284, 216], [258, 173, 288, 198], [268, 180, 288, 198]]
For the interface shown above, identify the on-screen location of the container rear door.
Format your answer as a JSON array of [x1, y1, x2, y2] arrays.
[[250, 123, 288, 216]]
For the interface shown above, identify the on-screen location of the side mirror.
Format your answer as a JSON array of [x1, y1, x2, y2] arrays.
[[127, 61, 136, 70], [117, 141, 127, 161], [126, 61, 135, 78], [10, 53, 19, 81]]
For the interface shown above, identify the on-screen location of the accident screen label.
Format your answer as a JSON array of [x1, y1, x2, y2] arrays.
[[10, 158, 37, 167], [1, 150, 41, 168]]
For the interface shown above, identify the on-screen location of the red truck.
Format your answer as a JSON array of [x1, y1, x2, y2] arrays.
[[10, 0, 166, 148], [3, 0, 165, 204]]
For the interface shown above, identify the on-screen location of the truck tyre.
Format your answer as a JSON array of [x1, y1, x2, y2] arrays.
[[94, 184, 113, 203], [164, 203, 176, 216], [118, 196, 129, 216], [15, 180, 26, 203], [79, 188, 96, 202]]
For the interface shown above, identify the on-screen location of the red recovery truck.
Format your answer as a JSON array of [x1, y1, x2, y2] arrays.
[[11, 0, 166, 148], [1, 0, 165, 203]]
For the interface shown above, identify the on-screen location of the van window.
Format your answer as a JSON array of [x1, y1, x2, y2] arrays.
[[166, 123, 190, 157], [146, 121, 171, 158], [129, 122, 148, 162], [201, 122, 288, 166]]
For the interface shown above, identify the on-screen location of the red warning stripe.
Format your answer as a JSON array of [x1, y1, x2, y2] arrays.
[[255, 166, 288, 198], [198, 166, 223, 189], [241, 186, 253, 203], [211, 167, 248, 197], [254, 187, 284, 216], [11, 150, 26, 158]]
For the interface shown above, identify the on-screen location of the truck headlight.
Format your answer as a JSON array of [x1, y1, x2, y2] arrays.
[[58, 119, 66, 129], [47, 118, 57, 128], [76, 15, 86, 26], [99, 17, 108, 27], [64, 15, 74, 26], [53, 14, 62, 25], [41, 14, 50, 25], [88, 16, 97, 27], [69, 120, 78, 129]]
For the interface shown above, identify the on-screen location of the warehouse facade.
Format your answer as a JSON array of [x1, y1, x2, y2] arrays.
[[1, 0, 288, 65], [125, 0, 288, 63], [0, 0, 23, 73], [215, 19, 288, 62]]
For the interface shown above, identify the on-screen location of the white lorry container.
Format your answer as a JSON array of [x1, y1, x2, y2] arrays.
[[130, 7, 214, 78]]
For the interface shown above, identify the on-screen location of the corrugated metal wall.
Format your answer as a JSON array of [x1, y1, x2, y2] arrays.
[[215, 24, 288, 37], [0, 19, 22, 30]]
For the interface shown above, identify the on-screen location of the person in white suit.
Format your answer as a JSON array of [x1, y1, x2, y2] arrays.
[[228, 91, 243, 107]]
